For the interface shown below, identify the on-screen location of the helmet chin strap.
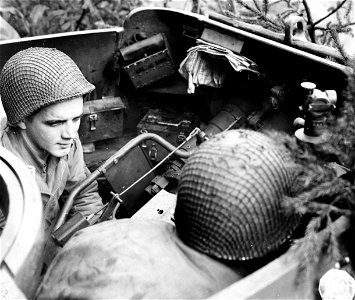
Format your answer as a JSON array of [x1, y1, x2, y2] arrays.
[[17, 120, 26, 130]]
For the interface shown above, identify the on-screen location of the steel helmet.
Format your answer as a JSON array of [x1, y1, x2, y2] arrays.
[[174, 129, 299, 261], [0, 47, 94, 125]]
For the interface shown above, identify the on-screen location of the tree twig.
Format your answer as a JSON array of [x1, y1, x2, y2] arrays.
[[75, 8, 89, 30], [227, 0, 236, 14], [262, 0, 269, 15], [191, 0, 199, 13], [313, 22, 355, 31], [302, 0, 315, 42], [215, 0, 224, 14], [311, 0, 348, 28], [252, 0, 261, 12]]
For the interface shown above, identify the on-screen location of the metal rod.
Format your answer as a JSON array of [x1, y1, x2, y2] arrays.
[[53, 132, 195, 231], [120, 128, 200, 197]]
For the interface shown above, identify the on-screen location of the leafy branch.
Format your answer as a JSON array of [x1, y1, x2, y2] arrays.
[[0, 0, 140, 37]]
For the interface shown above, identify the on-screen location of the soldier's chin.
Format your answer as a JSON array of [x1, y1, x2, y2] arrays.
[[51, 147, 71, 157]]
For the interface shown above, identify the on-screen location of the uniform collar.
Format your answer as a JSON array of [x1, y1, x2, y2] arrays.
[[2, 126, 49, 173], [19, 129, 49, 171]]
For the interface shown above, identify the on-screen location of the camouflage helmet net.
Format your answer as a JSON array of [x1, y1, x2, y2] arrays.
[[174, 129, 299, 261], [0, 47, 95, 125]]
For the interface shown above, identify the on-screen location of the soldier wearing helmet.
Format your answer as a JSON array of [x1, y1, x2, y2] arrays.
[[35, 129, 300, 299], [0, 47, 103, 263]]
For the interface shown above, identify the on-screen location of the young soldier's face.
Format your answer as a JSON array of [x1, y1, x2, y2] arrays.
[[21, 97, 84, 158]]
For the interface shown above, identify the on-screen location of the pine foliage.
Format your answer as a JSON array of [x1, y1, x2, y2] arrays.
[[215, 0, 354, 62], [267, 61, 355, 284]]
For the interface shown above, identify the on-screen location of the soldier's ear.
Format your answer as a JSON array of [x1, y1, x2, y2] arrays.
[[18, 120, 26, 130]]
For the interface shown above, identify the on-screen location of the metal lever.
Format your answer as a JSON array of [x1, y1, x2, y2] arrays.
[[52, 203, 108, 247], [146, 115, 191, 128]]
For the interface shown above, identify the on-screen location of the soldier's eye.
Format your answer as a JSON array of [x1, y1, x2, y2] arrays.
[[45, 121, 63, 127]]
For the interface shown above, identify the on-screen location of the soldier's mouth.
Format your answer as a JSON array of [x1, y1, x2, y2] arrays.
[[58, 143, 72, 147]]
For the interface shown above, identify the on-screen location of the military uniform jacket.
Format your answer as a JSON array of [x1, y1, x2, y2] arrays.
[[36, 219, 242, 299], [0, 125, 103, 244]]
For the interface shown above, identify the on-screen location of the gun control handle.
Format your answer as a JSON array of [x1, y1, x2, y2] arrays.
[[51, 212, 90, 247]]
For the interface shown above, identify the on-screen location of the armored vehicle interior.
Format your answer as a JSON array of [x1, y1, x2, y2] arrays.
[[0, 7, 352, 299]]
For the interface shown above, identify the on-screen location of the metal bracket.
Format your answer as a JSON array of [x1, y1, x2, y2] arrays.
[[148, 142, 158, 161], [89, 113, 98, 131], [284, 16, 308, 44]]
